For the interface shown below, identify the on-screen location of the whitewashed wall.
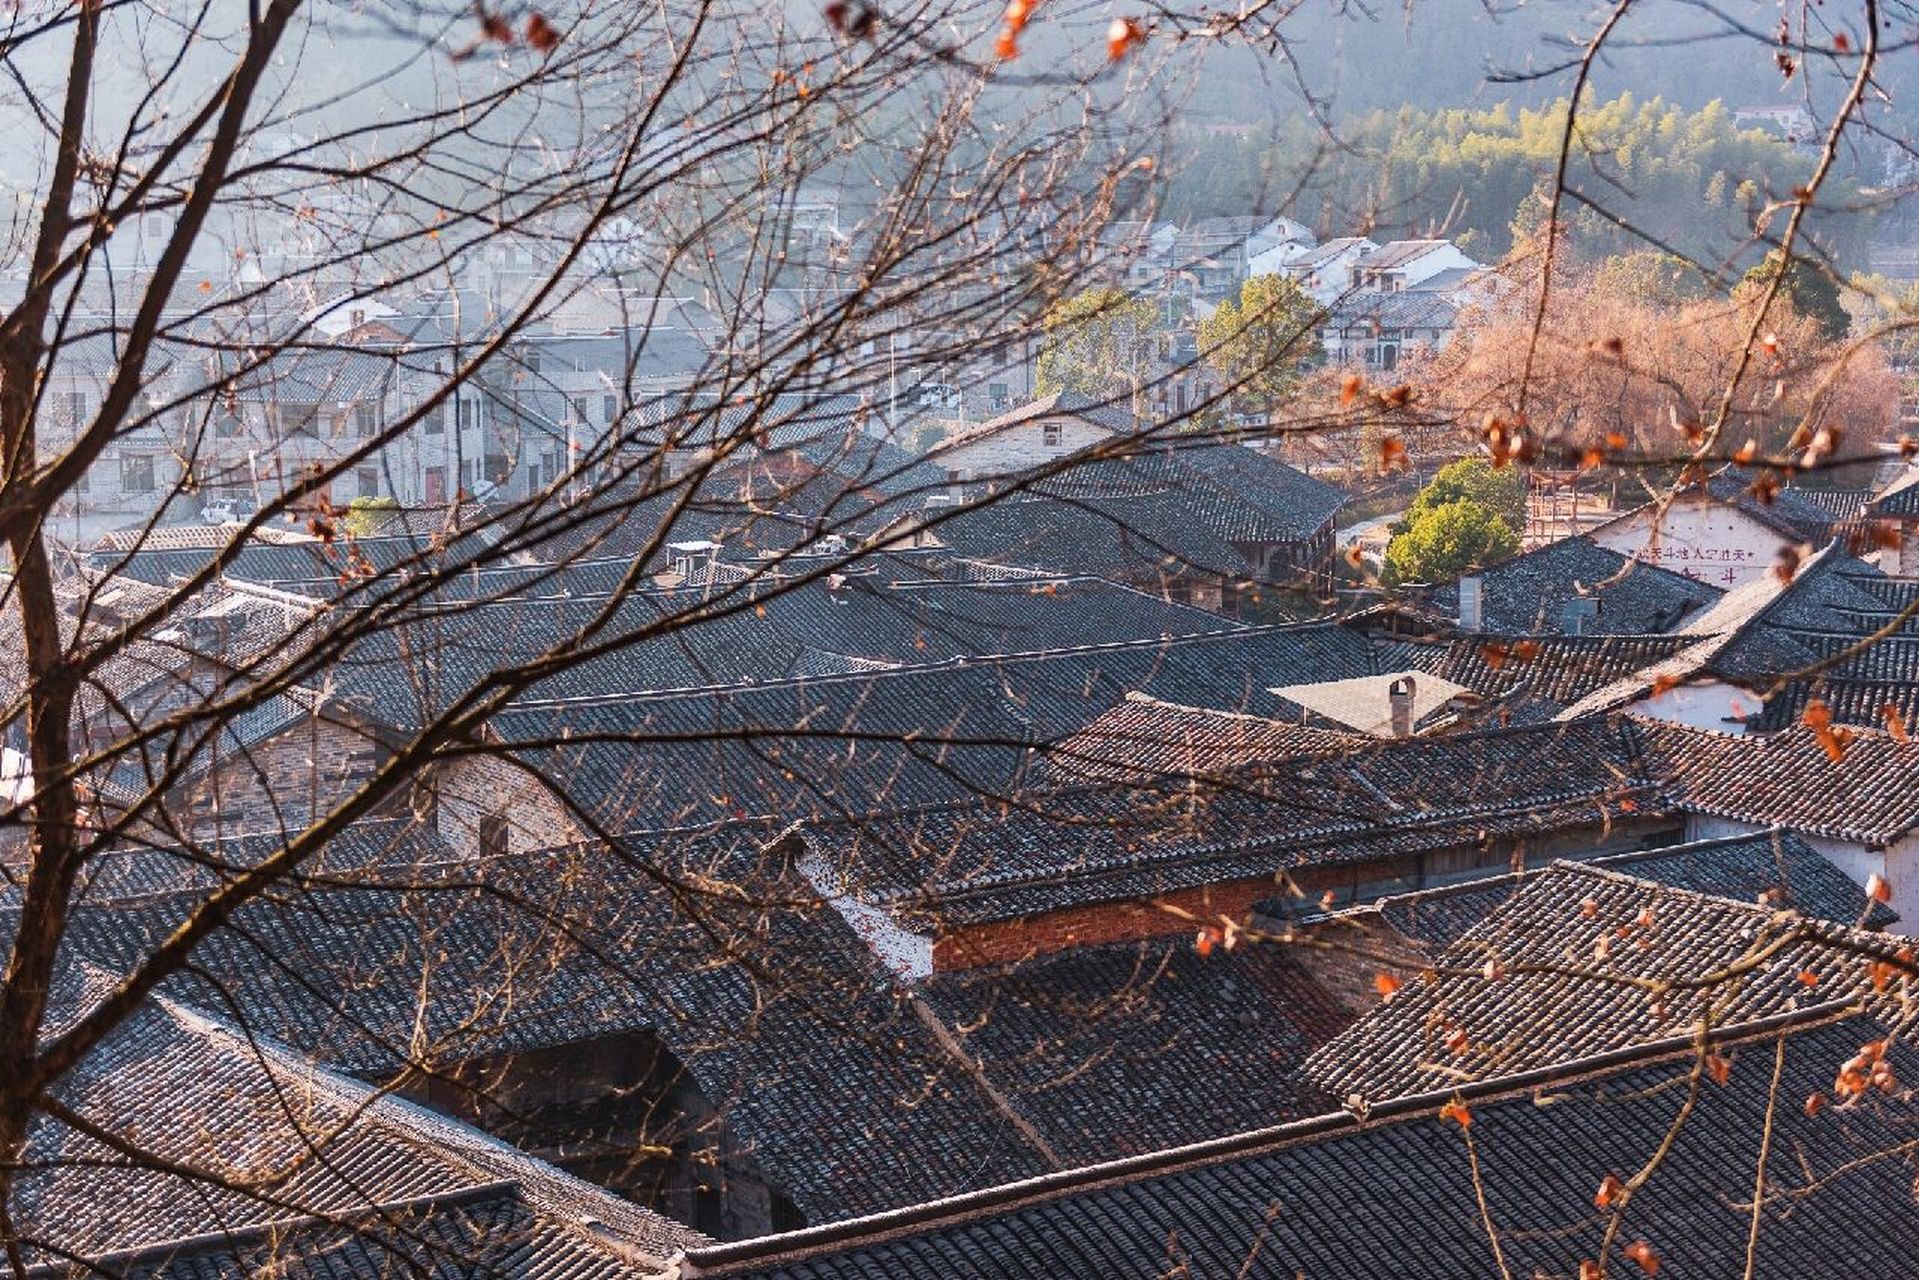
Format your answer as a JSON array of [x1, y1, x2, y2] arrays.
[[1590, 496, 1795, 588], [1626, 681, 1760, 732]]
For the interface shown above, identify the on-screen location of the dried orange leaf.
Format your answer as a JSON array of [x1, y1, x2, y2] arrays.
[[1105, 16, 1144, 59]]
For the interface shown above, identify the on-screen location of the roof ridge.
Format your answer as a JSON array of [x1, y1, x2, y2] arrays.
[[1353, 830, 1805, 917]]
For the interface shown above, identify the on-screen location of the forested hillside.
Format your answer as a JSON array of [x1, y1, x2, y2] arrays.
[[1166, 94, 1876, 268]]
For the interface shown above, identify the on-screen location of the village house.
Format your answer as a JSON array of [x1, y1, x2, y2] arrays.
[[1316, 239, 1487, 369], [928, 389, 1133, 482], [792, 715, 1679, 978], [1554, 541, 1906, 730], [1166, 215, 1316, 296], [1274, 236, 1380, 305], [1639, 719, 1919, 921]]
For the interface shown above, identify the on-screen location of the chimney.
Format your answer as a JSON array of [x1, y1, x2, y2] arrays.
[[1560, 597, 1599, 636], [1457, 575, 1483, 630], [1388, 676, 1416, 738]]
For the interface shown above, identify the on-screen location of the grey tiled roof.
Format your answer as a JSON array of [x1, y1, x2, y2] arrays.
[[1041, 695, 1361, 782], [1359, 238, 1451, 271], [17, 980, 695, 1275], [1396, 633, 1695, 720], [1705, 466, 1853, 541], [104, 1186, 654, 1279], [809, 718, 1664, 928], [1866, 467, 1919, 518], [1640, 720, 1919, 845], [254, 572, 1240, 738], [1424, 536, 1719, 635], [1326, 288, 1457, 330], [927, 442, 1346, 584], [39, 832, 1051, 1227], [1756, 678, 1919, 732], [483, 623, 1381, 832], [914, 938, 1351, 1166], [683, 1005, 1918, 1279], [83, 528, 496, 592], [1301, 859, 1899, 1103]]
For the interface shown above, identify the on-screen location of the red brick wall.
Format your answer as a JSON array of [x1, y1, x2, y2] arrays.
[[931, 876, 1275, 971]]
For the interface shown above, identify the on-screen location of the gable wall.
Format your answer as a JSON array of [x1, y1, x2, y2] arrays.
[[434, 750, 582, 857], [180, 713, 388, 837], [938, 416, 1116, 483], [1590, 496, 1795, 588]]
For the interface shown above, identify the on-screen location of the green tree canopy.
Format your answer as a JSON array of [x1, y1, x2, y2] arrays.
[[1407, 458, 1528, 533], [1384, 497, 1521, 584], [1034, 287, 1161, 402], [1742, 249, 1851, 341], [1195, 274, 1323, 409], [344, 495, 400, 538]]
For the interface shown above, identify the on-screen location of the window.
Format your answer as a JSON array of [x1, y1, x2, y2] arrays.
[[353, 404, 376, 437], [456, 399, 472, 430], [572, 396, 589, 424], [1041, 421, 1063, 448], [425, 402, 445, 435], [215, 412, 243, 439], [64, 390, 88, 421], [349, 308, 366, 328], [477, 811, 509, 858], [355, 466, 379, 498], [281, 403, 319, 436], [602, 393, 618, 423], [119, 454, 155, 493], [425, 466, 446, 504]]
